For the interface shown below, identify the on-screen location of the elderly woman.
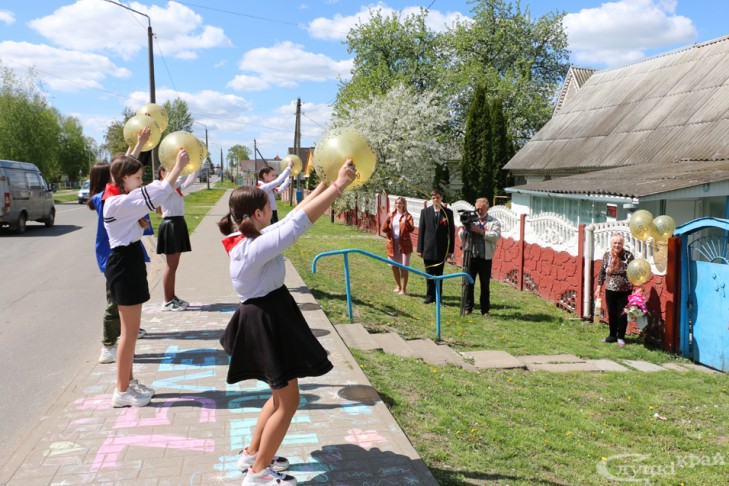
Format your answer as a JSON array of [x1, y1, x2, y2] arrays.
[[594, 233, 635, 348], [381, 197, 415, 295]]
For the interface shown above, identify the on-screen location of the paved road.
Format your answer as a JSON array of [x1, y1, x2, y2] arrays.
[[0, 201, 104, 463]]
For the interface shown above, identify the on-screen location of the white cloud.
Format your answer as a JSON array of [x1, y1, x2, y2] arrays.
[[0, 9, 15, 25], [0, 41, 131, 92], [252, 101, 332, 156], [230, 41, 353, 91], [308, 3, 468, 41], [564, 0, 696, 66], [28, 0, 232, 61], [227, 74, 271, 92], [125, 88, 254, 134]]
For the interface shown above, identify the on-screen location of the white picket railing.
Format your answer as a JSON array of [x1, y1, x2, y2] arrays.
[[525, 212, 579, 256]]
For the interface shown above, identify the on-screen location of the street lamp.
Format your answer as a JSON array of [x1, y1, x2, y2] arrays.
[[103, 0, 157, 175]]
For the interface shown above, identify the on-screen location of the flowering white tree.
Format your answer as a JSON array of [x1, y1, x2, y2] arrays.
[[331, 83, 452, 208]]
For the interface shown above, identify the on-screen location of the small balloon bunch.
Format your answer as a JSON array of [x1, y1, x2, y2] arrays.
[[626, 210, 676, 285], [123, 103, 206, 175]]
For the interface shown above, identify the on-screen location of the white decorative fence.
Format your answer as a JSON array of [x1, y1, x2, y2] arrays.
[[525, 212, 579, 256]]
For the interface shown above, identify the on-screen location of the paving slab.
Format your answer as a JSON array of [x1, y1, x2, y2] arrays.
[[679, 362, 720, 374], [462, 350, 525, 369], [335, 323, 380, 351], [621, 360, 667, 372], [436, 345, 479, 372], [407, 339, 449, 366], [527, 361, 603, 372], [369, 332, 417, 358], [518, 354, 584, 364], [661, 363, 688, 372], [589, 359, 630, 372]]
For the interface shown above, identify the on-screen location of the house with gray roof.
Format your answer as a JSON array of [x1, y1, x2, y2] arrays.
[[504, 35, 729, 227]]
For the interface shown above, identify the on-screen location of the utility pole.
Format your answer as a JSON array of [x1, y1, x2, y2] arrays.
[[204, 127, 210, 190], [104, 0, 157, 177], [291, 98, 302, 206]]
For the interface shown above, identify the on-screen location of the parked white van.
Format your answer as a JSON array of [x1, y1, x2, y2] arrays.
[[0, 160, 56, 233]]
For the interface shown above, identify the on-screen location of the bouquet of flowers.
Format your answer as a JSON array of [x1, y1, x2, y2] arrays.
[[624, 288, 649, 329]]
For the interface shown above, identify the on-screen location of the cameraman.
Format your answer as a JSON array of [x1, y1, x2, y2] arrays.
[[458, 198, 501, 316]]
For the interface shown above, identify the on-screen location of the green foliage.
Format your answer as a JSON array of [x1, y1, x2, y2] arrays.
[[444, 0, 569, 143], [58, 115, 91, 181], [227, 144, 251, 169], [103, 107, 134, 157], [0, 65, 60, 177], [490, 96, 515, 196], [162, 98, 193, 135], [335, 7, 445, 116]]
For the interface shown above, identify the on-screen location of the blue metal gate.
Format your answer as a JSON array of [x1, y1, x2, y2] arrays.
[[678, 218, 729, 372]]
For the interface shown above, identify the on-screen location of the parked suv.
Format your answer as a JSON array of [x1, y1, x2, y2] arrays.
[[78, 179, 90, 204], [0, 160, 56, 233]]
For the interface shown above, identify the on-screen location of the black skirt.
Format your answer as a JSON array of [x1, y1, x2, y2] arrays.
[[156, 216, 192, 255], [105, 241, 150, 306], [220, 286, 333, 389]]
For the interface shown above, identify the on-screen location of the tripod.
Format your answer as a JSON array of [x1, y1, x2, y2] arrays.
[[460, 229, 473, 316]]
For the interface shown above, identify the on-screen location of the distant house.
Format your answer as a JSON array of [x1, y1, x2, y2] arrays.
[[504, 35, 729, 227]]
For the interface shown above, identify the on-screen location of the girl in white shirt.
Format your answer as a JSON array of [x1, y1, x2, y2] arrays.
[[156, 167, 199, 311], [219, 159, 356, 486], [103, 146, 189, 408]]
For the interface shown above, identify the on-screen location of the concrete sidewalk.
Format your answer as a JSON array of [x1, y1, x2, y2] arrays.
[[0, 191, 437, 485]]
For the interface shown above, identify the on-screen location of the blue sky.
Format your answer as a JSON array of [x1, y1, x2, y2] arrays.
[[0, 0, 726, 160]]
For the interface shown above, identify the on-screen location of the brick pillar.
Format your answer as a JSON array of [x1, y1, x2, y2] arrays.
[[664, 236, 681, 353], [518, 213, 526, 291]]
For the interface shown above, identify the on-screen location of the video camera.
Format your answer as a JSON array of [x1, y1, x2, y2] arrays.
[[458, 209, 479, 226]]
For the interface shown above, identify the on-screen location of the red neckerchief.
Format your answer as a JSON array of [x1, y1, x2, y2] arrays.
[[222, 234, 246, 255], [101, 183, 121, 201], [256, 181, 262, 188], [176, 187, 183, 196]]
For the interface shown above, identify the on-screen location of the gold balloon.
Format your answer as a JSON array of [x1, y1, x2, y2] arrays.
[[198, 138, 209, 162], [158, 131, 205, 175], [313, 127, 376, 190], [123, 115, 161, 152], [652, 215, 676, 242], [627, 258, 652, 286], [629, 210, 655, 241], [137, 103, 169, 132], [282, 154, 303, 177]]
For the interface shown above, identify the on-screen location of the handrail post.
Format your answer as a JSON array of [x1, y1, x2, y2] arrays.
[[435, 279, 442, 340], [343, 253, 353, 322]]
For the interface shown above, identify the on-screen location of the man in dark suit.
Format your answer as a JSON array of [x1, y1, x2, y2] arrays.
[[417, 188, 455, 304]]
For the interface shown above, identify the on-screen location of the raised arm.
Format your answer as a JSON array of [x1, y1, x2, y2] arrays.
[[125, 127, 151, 158]]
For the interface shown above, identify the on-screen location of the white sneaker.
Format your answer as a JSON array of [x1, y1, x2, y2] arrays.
[[111, 387, 152, 408], [161, 299, 187, 311], [237, 448, 290, 472], [242, 467, 296, 485], [138, 328, 147, 339], [173, 296, 189, 308], [98, 345, 116, 364], [130, 378, 155, 397]]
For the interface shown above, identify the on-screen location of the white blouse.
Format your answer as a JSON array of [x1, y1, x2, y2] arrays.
[[226, 209, 312, 301], [103, 180, 174, 248]]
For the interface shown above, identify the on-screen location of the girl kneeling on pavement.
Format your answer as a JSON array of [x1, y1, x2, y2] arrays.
[[219, 159, 356, 486], [103, 141, 189, 408]]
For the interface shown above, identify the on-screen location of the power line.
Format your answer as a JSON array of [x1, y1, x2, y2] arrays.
[[175, 1, 350, 37]]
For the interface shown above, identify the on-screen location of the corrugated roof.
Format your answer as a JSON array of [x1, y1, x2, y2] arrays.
[[509, 159, 729, 198], [506, 35, 729, 174]]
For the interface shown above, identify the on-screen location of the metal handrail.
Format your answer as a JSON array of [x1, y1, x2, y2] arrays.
[[311, 248, 473, 340]]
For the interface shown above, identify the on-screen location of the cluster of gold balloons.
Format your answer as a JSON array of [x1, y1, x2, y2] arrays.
[[313, 127, 376, 191], [123, 102, 205, 175], [626, 210, 676, 285]]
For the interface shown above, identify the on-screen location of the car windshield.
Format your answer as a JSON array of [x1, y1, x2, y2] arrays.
[[81, 180, 90, 189]]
